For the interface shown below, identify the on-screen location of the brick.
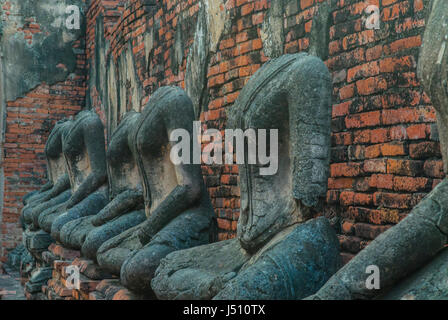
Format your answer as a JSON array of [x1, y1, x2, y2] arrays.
[[363, 159, 387, 173], [341, 220, 355, 235], [356, 76, 387, 95], [347, 61, 380, 83], [345, 111, 381, 128], [393, 176, 430, 192], [331, 163, 362, 177], [409, 142, 441, 159], [374, 192, 413, 209], [423, 160, 445, 178], [354, 223, 390, 240], [381, 142, 406, 156], [387, 159, 423, 176], [379, 56, 415, 73], [369, 174, 393, 189]]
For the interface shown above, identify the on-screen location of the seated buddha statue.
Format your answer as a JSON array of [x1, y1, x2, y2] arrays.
[[308, 0, 448, 300], [22, 120, 73, 258], [37, 110, 108, 248], [21, 120, 72, 231], [96, 86, 216, 295], [76, 111, 147, 260], [151, 53, 340, 300], [21, 119, 73, 294]]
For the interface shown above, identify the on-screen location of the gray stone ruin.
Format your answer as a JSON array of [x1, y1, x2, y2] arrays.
[[151, 53, 340, 300], [21, 119, 72, 233], [32, 110, 109, 248], [96, 86, 217, 295], [307, 0, 448, 300], [21, 110, 110, 293], [19, 52, 341, 300], [81, 111, 147, 261], [20, 119, 73, 290]]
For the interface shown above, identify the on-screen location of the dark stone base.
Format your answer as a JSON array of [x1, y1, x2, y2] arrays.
[[25, 267, 53, 294]]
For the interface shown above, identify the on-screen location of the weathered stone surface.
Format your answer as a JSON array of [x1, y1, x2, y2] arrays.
[[418, 0, 448, 173], [43, 110, 108, 246], [5, 244, 26, 270], [28, 190, 71, 231], [382, 248, 448, 300], [228, 53, 332, 252], [214, 218, 341, 300], [309, 179, 448, 300], [185, 0, 229, 117], [25, 230, 54, 252], [81, 111, 146, 261], [97, 224, 143, 276], [82, 210, 146, 261], [152, 238, 250, 300], [21, 120, 72, 230], [152, 53, 335, 300], [25, 267, 53, 294], [0, 0, 86, 102], [309, 1, 332, 61], [153, 217, 340, 300], [98, 87, 216, 295], [260, 0, 284, 59]]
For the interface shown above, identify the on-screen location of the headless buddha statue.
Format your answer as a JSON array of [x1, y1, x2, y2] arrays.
[[21, 119, 73, 294], [21, 120, 72, 231], [151, 53, 340, 300], [308, 0, 448, 300], [37, 110, 108, 249], [22, 120, 73, 259], [78, 111, 147, 260], [96, 86, 216, 295]]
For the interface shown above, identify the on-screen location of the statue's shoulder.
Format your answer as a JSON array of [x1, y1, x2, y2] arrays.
[[143, 86, 193, 117]]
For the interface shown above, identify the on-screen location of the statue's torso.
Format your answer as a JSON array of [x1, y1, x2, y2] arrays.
[[132, 103, 178, 217], [62, 113, 94, 192], [232, 56, 300, 251], [45, 121, 71, 184], [107, 113, 141, 200]]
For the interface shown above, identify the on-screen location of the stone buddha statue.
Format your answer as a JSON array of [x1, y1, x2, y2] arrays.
[[307, 0, 448, 300], [96, 86, 216, 295], [37, 110, 108, 248], [80, 111, 147, 260], [21, 120, 72, 230], [22, 120, 73, 260], [21, 119, 73, 294], [151, 53, 340, 300]]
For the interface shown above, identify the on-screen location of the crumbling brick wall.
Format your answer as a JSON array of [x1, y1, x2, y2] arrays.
[[326, 0, 439, 263]]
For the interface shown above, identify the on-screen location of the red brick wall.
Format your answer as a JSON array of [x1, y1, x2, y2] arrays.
[[326, 0, 441, 263], [85, 0, 441, 258], [0, 3, 87, 261]]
